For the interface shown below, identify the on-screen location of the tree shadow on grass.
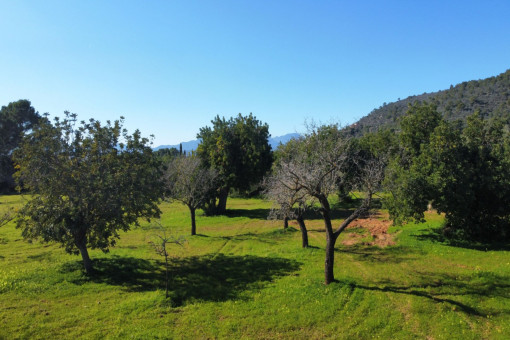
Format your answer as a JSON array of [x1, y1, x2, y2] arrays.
[[27, 250, 54, 261], [337, 269, 510, 317], [225, 208, 271, 220], [215, 232, 273, 244], [413, 227, 510, 251], [337, 245, 423, 264], [213, 227, 299, 245], [61, 254, 301, 307], [168, 254, 301, 306], [60, 256, 163, 291]]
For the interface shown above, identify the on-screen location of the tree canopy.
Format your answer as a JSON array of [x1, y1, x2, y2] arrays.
[[13, 112, 164, 273], [384, 103, 510, 241], [196, 113, 273, 214], [0, 100, 41, 192]]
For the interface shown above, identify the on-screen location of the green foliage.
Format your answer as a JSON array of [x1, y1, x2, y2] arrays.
[[356, 128, 399, 158], [384, 103, 510, 241], [399, 102, 442, 156], [427, 114, 510, 240], [13, 112, 164, 272], [0, 100, 41, 192], [196, 113, 273, 214], [383, 157, 432, 225], [154, 147, 179, 164]]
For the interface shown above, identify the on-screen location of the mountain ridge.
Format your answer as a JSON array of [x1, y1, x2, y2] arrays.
[[349, 69, 510, 135]]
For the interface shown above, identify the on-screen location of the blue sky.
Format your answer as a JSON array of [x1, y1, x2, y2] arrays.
[[1, 1, 509, 146]]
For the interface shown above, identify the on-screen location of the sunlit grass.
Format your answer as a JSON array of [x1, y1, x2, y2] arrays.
[[1, 195, 509, 339]]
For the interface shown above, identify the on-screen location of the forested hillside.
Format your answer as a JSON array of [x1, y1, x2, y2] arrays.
[[350, 69, 510, 135]]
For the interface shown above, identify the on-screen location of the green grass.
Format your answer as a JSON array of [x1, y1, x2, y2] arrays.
[[1, 195, 509, 339]]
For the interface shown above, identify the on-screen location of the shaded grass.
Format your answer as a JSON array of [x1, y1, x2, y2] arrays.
[[414, 226, 510, 251]]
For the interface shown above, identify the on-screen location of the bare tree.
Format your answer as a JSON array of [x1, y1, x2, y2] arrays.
[[274, 124, 385, 284], [165, 155, 217, 236], [148, 224, 186, 298], [264, 170, 314, 248]]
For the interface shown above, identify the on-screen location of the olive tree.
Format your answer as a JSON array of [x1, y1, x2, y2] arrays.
[[13, 112, 164, 274], [165, 155, 217, 235]]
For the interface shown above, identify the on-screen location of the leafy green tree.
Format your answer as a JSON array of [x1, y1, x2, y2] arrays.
[[399, 102, 441, 156], [383, 103, 443, 224], [155, 147, 180, 164], [385, 103, 510, 241], [0, 100, 41, 192], [13, 112, 164, 273], [164, 155, 218, 235], [196, 113, 273, 215], [426, 114, 510, 240]]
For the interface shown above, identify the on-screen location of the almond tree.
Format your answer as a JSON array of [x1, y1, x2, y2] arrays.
[[264, 170, 314, 248], [165, 155, 217, 235], [274, 124, 384, 284]]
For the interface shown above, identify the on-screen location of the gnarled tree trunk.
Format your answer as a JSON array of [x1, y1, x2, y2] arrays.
[[319, 197, 337, 284], [296, 215, 308, 248], [75, 235, 93, 275]]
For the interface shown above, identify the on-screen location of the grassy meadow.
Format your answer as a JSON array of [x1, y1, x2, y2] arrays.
[[0, 194, 509, 339]]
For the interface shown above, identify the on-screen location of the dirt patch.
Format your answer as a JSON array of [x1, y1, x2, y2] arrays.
[[341, 217, 395, 247]]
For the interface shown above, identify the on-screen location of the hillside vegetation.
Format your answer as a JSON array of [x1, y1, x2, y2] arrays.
[[350, 69, 510, 135], [1, 195, 509, 339]]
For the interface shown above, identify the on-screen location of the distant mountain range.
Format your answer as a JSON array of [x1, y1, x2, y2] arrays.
[[154, 133, 301, 152], [349, 69, 510, 135]]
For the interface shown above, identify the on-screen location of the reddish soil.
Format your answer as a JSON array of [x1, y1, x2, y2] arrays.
[[341, 216, 395, 247]]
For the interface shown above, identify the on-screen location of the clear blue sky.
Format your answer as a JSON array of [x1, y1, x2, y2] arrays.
[[1, 1, 509, 146]]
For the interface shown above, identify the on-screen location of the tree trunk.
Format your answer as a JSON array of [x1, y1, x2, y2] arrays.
[[283, 216, 289, 229], [216, 187, 229, 214], [296, 215, 308, 248], [190, 206, 196, 236], [325, 233, 337, 284], [318, 196, 336, 284], [76, 240, 93, 274]]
